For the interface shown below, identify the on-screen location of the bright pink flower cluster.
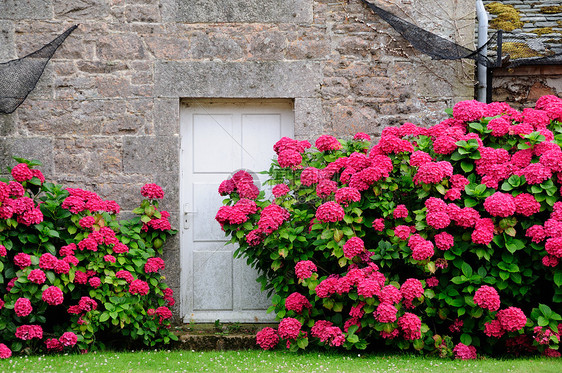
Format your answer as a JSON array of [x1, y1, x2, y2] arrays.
[[453, 343, 477, 360], [257, 203, 290, 234], [256, 327, 279, 350], [14, 297, 33, 317], [295, 260, 317, 280], [129, 279, 150, 296], [0, 344, 11, 359], [285, 292, 311, 313], [141, 183, 164, 199], [310, 320, 346, 347], [15, 325, 43, 340], [218, 170, 259, 199], [315, 201, 345, 223], [473, 285, 501, 312], [116, 270, 135, 283], [483, 192, 516, 217], [400, 278, 424, 308], [376, 302, 398, 323], [272, 183, 290, 197], [315, 135, 342, 152], [497, 307, 527, 332], [335, 187, 361, 206], [343, 237, 365, 259], [42, 286, 64, 306], [278, 317, 302, 340], [398, 312, 422, 340], [144, 257, 165, 273], [28, 269, 46, 284], [62, 188, 120, 214]]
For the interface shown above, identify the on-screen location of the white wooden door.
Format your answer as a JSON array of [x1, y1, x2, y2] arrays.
[[180, 99, 294, 323]]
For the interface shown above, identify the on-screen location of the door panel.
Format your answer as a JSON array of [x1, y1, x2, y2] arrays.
[[180, 99, 294, 322]]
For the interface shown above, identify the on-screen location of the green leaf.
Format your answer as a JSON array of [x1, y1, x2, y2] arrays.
[[460, 333, 472, 345], [461, 161, 474, 173], [538, 316, 549, 327], [461, 263, 473, 278], [297, 337, 308, 349], [554, 273, 562, 287], [99, 312, 110, 322], [347, 334, 359, 343]]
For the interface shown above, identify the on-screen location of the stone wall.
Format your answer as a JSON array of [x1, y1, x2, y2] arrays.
[[492, 65, 562, 109], [0, 0, 476, 317]]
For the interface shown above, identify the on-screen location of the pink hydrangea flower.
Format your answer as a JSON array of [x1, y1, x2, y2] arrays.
[[59, 332, 78, 347], [45, 338, 63, 352], [11, 163, 34, 182], [285, 292, 311, 313], [376, 302, 398, 323], [372, 218, 385, 231], [278, 317, 302, 340], [14, 252, 31, 269], [129, 279, 150, 296], [315, 201, 345, 223], [335, 187, 361, 206], [42, 286, 64, 306], [342, 236, 365, 258], [484, 319, 505, 338], [394, 225, 411, 240], [398, 312, 422, 340], [497, 307, 527, 332], [257, 204, 290, 234], [28, 269, 46, 284], [14, 297, 33, 317], [434, 231, 454, 251], [473, 285, 501, 312], [295, 260, 317, 280], [484, 192, 516, 217], [278, 150, 302, 168], [316, 179, 337, 198], [272, 184, 290, 197], [453, 343, 477, 360], [15, 325, 43, 340], [393, 204, 408, 219], [145, 257, 165, 273], [471, 218, 495, 245], [141, 183, 165, 199], [256, 327, 279, 350], [116, 270, 134, 283], [315, 135, 342, 152], [353, 132, 371, 141], [401, 278, 424, 303]]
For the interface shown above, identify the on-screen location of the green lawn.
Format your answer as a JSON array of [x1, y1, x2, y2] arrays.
[[0, 349, 561, 372]]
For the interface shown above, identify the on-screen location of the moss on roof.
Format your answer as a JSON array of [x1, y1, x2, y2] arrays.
[[531, 27, 562, 36], [486, 2, 524, 31], [502, 42, 543, 58], [540, 6, 562, 14]]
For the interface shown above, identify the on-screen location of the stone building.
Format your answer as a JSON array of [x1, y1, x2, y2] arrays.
[[0, 0, 475, 322], [483, 0, 562, 108]]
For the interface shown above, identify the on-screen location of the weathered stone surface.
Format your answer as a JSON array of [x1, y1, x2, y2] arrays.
[[0, 137, 54, 176], [155, 61, 322, 98], [0, 0, 52, 20], [168, 0, 313, 24], [154, 98, 180, 136], [54, 137, 122, 178], [124, 4, 161, 23], [96, 33, 145, 61], [294, 98, 324, 138], [54, 0, 110, 20], [0, 114, 18, 136], [123, 135, 179, 174], [0, 21, 16, 61]]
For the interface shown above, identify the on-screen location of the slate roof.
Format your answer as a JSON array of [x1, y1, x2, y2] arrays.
[[482, 0, 562, 67]]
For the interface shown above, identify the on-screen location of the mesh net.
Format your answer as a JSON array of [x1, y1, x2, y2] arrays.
[[0, 25, 78, 115], [361, 0, 562, 69], [361, 0, 497, 67], [492, 30, 562, 68]]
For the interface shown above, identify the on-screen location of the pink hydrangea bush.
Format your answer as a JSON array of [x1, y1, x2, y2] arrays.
[[220, 97, 562, 357], [0, 159, 176, 358]]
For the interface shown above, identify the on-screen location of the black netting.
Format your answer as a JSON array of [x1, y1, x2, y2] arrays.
[[0, 25, 78, 115], [492, 30, 562, 68], [361, 0, 497, 67]]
